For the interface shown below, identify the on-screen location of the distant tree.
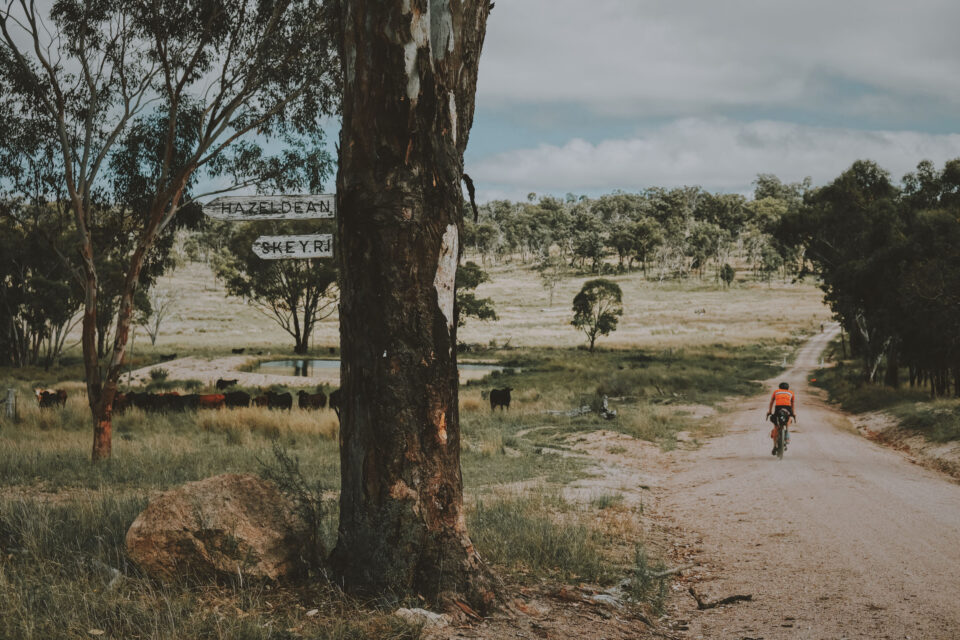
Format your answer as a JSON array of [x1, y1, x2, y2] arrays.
[[607, 221, 636, 268], [0, 202, 81, 367], [571, 278, 624, 351], [212, 222, 338, 355], [753, 173, 811, 204], [686, 221, 721, 278], [630, 218, 664, 277], [456, 262, 497, 327], [719, 264, 735, 288], [139, 289, 176, 347], [571, 210, 606, 272], [536, 254, 567, 306]]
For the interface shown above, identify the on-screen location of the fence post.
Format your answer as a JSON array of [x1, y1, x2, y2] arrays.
[[4, 388, 15, 420]]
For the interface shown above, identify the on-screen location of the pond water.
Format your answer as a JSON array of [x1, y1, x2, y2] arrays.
[[255, 359, 507, 377]]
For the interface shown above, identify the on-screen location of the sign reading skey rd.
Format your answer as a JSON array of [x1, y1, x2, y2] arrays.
[[203, 194, 335, 221], [252, 234, 333, 260]]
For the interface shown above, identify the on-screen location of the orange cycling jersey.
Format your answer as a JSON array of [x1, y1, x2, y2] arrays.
[[772, 389, 794, 406]]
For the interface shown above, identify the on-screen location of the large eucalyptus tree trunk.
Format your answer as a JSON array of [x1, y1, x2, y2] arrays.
[[331, 0, 497, 610]]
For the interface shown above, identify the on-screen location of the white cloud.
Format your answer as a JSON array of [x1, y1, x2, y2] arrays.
[[478, 0, 960, 118], [470, 118, 960, 199]]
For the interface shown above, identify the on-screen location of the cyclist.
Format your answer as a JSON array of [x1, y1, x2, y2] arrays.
[[766, 382, 795, 455]]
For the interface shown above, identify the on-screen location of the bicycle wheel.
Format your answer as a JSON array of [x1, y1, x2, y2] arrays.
[[776, 423, 785, 460]]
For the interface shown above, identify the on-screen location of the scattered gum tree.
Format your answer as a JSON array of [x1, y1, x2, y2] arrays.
[[571, 278, 624, 352], [333, 0, 498, 610], [535, 254, 567, 306], [0, 0, 338, 461], [211, 220, 338, 354], [138, 288, 176, 347], [720, 263, 735, 288]]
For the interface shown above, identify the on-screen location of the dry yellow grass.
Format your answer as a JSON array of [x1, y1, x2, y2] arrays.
[[464, 260, 830, 349], [63, 255, 829, 355], [196, 406, 339, 441]]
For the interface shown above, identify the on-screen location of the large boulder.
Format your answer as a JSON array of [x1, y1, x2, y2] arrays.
[[126, 473, 306, 582]]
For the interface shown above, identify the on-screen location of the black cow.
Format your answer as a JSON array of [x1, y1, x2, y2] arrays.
[[172, 394, 203, 411], [157, 392, 185, 412], [298, 389, 327, 410], [489, 387, 512, 411], [224, 391, 251, 408], [231, 348, 246, 354], [124, 392, 150, 411], [265, 391, 292, 411], [328, 388, 341, 418], [35, 388, 67, 409], [159, 353, 177, 361], [215, 378, 238, 391]]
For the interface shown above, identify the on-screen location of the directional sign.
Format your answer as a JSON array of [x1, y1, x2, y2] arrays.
[[203, 195, 335, 221], [252, 234, 333, 260]]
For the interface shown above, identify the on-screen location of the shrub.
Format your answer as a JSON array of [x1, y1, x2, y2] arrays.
[[258, 443, 337, 574], [625, 545, 669, 613]]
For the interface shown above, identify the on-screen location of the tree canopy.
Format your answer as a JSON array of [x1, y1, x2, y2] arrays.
[[571, 278, 624, 352], [781, 158, 960, 395]]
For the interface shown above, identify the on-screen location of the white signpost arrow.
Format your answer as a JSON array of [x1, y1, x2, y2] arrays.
[[203, 194, 335, 221], [251, 234, 333, 260]]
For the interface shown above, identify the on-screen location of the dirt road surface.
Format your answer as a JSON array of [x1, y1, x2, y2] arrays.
[[659, 328, 960, 639]]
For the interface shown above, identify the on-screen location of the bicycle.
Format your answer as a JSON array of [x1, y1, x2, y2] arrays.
[[771, 407, 791, 460]]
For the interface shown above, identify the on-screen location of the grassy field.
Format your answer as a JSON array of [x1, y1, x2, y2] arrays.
[[54, 259, 830, 360], [0, 261, 827, 639]]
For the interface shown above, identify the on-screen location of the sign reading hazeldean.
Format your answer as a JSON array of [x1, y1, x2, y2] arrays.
[[252, 234, 333, 260], [202, 194, 336, 260], [202, 194, 335, 221]]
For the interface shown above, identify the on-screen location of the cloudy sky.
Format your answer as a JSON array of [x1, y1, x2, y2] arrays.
[[464, 0, 960, 201]]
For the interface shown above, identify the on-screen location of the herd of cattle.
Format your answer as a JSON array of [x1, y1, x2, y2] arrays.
[[35, 382, 515, 414], [35, 381, 342, 416]]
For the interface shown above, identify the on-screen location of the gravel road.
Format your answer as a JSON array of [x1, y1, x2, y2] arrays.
[[660, 328, 960, 639]]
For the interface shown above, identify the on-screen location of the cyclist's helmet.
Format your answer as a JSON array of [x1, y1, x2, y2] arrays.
[[779, 382, 789, 390]]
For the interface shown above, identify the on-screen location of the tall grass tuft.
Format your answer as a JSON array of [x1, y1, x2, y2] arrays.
[[625, 545, 669, 613], [468, 493, 613, 583], [618, 403, 688, 448]]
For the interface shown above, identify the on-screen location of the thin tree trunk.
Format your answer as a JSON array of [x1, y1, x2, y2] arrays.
[[884, 344, 899, 388], [332, 0, 497, 611], [79, 236, 111, 462]]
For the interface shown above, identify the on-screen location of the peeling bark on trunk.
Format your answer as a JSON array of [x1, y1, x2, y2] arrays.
[[86, 197, 179, 462], [331, 0, 497, 610]]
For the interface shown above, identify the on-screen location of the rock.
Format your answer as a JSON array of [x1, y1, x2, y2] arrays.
[[588, 593, 625, 609], [126, 473, 305, 582], [394, 608, 451, 628]]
